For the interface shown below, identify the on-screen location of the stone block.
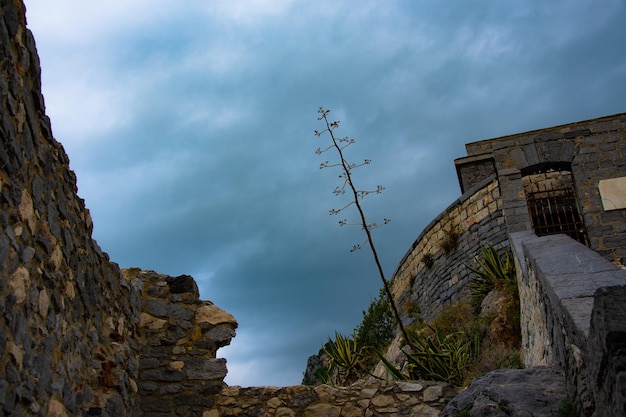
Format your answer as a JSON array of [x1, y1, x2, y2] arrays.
[[195, 304, 238, 327], [370, 394, 395, 407], [141, 396, 174, 412], [185, 358, 228, 380], [140, 368, 185, 382], [205, 325, 236, 346], [275, 407, 296, 417], [166, 274, 199, 295], [304, 403, 341, 417], [422, 385, 442, 402]]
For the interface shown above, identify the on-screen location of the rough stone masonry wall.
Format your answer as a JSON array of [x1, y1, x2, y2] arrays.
[[391, 176, 506, 324], [210, 379, 461, 417], [512, 232, 626, 417], [461, 112, 626, 265], [569, 116, 626, 263], [0, 1, 141, 415], [131, 269, 237, 417]]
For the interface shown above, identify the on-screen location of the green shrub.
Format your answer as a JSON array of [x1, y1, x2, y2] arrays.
[[379, 300, 522, 387], [422, 252, 435, 268], [557, 399, 576, 417], [406, 326, 480, 386], [440, 229, 459, 254], [323, 332, 367, 385], [355, 288, 394, 353], [467, 245, 516, 309], [379, 323, 480, 387]]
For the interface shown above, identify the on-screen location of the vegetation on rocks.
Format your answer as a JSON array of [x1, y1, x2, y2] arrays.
[[378, 245, 522, 386], [467, 245, 517, 310], [305, 289, 394, 386], [311, 244, 523, 388]]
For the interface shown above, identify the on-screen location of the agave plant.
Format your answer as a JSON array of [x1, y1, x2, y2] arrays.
[[406, 326, 479, 386], [323, 331, 367, 385], [378, 325, 480, 386], [467, 245, 516, 308]]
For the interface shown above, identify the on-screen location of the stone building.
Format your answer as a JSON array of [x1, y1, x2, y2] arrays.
[[392, 112, 626, 325], [388, 112, 626, 416]]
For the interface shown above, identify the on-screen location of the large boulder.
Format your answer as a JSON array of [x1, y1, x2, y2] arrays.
[[441, 366, 567, 417]]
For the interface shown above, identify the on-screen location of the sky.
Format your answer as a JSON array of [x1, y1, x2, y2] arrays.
[[23, 0, 626, 386]]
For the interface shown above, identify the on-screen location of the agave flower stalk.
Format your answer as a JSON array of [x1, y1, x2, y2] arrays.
[[314, 107, 410, 345]]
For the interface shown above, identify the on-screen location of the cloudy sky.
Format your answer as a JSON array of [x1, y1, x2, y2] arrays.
[[23, 0, 626, 386]]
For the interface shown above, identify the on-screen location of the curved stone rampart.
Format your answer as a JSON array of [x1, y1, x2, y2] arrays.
[[391, 176, 507, 323]]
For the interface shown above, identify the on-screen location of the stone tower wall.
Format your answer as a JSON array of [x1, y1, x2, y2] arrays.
[[0, 3, 237, 416], [391, 177, 507, 323], [0, 1, 141, 415]]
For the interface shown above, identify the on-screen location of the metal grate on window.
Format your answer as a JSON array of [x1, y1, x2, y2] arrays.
[[526, 187, 589, 246]]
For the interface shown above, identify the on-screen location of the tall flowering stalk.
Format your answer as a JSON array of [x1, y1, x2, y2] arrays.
[[314, 107, 410, 345]]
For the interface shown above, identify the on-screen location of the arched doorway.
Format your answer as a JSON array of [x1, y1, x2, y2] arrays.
[[521, 162, 589, 245]]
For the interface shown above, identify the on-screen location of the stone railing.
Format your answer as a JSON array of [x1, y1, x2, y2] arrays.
[[512, 232, 626, 417], [209, 379, 461, 417]]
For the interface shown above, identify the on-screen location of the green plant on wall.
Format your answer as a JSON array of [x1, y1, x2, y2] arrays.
[[379, 324, 480, 386], [422, 252, 435, 268], [323, 331, 367, 385], [467, 245, 517, 309], [409, 326, 479, 386], [378, 299, 522, 387], [440, 228, 459, 254], [355, 288, 394, 355]]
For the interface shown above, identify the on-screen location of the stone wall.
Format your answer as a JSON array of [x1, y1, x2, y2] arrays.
[[133, 269, 237, 417], [512, 232, 626, 417], [210, 380, 461, 417], [391, 176, 507, 324], [0, 1, 142, 415], [456, 112, 626, 264]]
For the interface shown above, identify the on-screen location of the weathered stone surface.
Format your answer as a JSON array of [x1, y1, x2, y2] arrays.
[[166, 274, 199, 295], [370, 394, 395, 407], [441, 367, 567, 417], [195, 303, 238, 326], [409, 404, 439, 417], [588, 285, 626, 417], [47, 399, 68, 417], [185, 358, 228, 380], [205, 325, 236, 346], [275, 407, 296, 417], [214, 381, 462, 417], [135, 269, 236, 416], [422, 385, 442, 403], [304, 403, 341, 417]]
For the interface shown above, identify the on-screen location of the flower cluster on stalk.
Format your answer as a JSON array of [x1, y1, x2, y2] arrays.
[[314, 107, 389, 252]]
